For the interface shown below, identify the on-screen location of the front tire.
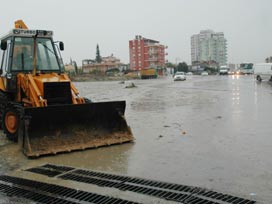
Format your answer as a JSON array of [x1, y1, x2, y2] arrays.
[[2, 103, 23, 142]]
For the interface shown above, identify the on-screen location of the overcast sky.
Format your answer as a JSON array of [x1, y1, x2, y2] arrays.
[[0, 0, 271, 65]]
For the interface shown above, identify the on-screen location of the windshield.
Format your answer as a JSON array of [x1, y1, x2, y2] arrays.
[[240, 63, 253, 69], [176, 72, 184, 75], [11, 37, 60, 72]]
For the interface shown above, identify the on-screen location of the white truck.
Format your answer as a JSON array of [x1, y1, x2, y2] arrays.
[[219, 66, 229, 75], [253, 63, 272, 82]]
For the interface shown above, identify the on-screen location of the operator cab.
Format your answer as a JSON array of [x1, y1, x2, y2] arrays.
[[0, 29, 64, 76]]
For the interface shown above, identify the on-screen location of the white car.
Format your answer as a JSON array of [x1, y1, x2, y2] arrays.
[[174, 72, 186, 81], [201, 71, 209, 76], [186, 72, 193, 75]]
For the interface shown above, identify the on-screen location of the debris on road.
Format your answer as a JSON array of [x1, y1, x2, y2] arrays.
[[125, 82, 137, 88]]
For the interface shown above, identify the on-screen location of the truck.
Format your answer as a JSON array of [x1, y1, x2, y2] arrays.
[[140, 68, 157, 79], [253, 63, 272, 82], [240, 63, 254, 75], [219, 66, 229, 75], [0, 20, 134, 157]]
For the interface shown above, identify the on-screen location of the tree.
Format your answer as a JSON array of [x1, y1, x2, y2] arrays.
[[95, 44, 102, 63], [176, 62, 188, 72], [73, 61, 78, 74]]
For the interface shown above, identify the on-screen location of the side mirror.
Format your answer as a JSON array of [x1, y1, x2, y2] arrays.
[[59, 42, 64, 51], [1, 41, 7, 50]]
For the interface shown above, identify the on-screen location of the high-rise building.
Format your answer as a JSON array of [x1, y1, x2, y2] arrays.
[[191, 30, 227, 66], [191, 34, 200, 62], [129, 35, 166, 70]]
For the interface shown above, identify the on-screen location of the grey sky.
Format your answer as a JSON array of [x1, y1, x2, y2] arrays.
[[0, 0, 271, 65]]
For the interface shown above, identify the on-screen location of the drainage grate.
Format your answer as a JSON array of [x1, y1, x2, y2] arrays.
[[25, 167, 62, 177], [25, 164, 74, 177], [26, 164, 257, 204], [41, 163, 74, 172], [0, 175, 141, 204], [0, 182, 79, 204]]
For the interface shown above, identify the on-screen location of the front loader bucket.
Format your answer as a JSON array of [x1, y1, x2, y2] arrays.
[[21, 101, 134, 157]]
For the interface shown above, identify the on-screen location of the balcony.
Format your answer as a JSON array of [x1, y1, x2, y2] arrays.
[[145, 57, 158, 62]]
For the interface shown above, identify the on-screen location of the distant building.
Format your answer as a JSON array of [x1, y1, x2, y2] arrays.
[[64, 60, 78, 73], [64, 64, 75, 72], [191, 34, 201, 62], [82, 54, 125, 73], [129, 35, 167, 71], [191, 30, 227, 66]]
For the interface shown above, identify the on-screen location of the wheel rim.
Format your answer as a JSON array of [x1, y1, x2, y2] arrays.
[[4, 111, 18, 134]]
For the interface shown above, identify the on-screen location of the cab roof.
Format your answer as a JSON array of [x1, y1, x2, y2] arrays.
[[1, 29, 53, 40]]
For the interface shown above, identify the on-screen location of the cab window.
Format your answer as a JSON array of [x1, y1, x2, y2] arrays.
[[11, 37, 60, 72]]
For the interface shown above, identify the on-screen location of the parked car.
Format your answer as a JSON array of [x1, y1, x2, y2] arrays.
[[186, 72, 193, 75], [201, 71, 209, 76], [174, 72, 186, 81]]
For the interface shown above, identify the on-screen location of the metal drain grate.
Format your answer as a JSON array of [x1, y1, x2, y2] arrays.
[[26, 164, 257, 204], [25, 167, 62, 177], [0, 175, 141, 204], [26, 164, 74, 177], [41, 163, 74, 172], [0, 182, 79, 204]]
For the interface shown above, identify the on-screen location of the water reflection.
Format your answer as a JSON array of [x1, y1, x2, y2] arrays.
[[254, 82, 258, 105], [231, 74, 240, 80], [231, 82, 240, 106], [232, 92, 240, 105], [229, 77, 242, 124]]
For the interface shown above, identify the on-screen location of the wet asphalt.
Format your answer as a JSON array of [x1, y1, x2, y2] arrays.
[[0, 74, 271, 203]]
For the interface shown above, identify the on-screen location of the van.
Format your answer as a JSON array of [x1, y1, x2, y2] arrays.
[[219, 66, 229, 75], [253, 63, 272, 82]]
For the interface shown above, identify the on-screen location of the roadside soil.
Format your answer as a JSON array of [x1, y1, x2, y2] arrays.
[[70, 73, 137, 82]]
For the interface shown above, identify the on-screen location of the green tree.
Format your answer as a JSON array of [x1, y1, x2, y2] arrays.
[[176, 62, 188, 72], [95, 44, 102, 63]]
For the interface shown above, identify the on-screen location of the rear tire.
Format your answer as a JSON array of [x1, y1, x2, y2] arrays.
[[2, 103, 23, 142], [256, 75, 262, 82]]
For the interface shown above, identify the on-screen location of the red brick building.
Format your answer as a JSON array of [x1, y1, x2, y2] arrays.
[[129, 35, 167, 71]]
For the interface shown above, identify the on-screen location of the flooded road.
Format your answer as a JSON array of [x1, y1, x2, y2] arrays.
[[0, 75, 272, 203]]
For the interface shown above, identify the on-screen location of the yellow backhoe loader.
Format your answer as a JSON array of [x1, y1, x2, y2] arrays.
[[0, 20, 134, 157]]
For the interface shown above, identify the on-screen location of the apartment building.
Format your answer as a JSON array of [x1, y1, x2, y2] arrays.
[[191, 30, 227, 66], [82, 54, 123, 73], [129, 35, 166, 70]]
